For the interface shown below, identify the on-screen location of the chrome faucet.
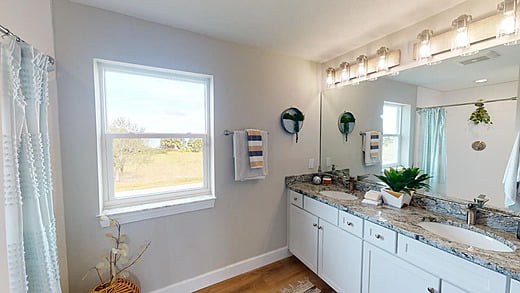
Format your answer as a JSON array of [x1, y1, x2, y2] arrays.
[[348, 176, 356, 193], [474, 194, 489, 208], [462, 203, 477, 225]]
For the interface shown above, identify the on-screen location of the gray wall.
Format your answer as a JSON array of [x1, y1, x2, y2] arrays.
[[321, 78, 417, 176], [52, 0, 320, 292]]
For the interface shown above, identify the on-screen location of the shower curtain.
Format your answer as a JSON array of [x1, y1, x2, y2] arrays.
[[1, 37, 61, 292], [418, 108, 447, 195]]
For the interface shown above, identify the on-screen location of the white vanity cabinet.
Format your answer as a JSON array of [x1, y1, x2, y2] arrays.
[[511, 279, 520, 293], [289, 204, 319, 272], [397, 234, 508, 293], [288, 191, 363, 293], [319, 218, 363, 293], [362, 242, 440, 293]]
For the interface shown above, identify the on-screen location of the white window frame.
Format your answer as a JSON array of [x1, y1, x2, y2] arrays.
[[94, 59, 215, 224], [382, 102, 404, 169]]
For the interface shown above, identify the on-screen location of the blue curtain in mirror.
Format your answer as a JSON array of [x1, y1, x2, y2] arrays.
[[418, 108, 447, 195], [1, 37, 62, 293]]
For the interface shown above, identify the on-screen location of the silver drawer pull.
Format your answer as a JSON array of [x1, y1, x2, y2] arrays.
[[346, 221, 354, 226], [427, 288, 435, 293], [313, 223, 318, 227], [318, 226, 323, 230], [293, 197, 298, 201], [374, 234, 383, 240]]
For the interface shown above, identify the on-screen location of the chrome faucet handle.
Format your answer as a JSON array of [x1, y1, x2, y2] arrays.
[[474, 194, 489, 208]]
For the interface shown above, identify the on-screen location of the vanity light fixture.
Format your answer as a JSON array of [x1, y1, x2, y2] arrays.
[[356, 55, 368, 79], [326, 67, 335, 87], [497, 0, 519, 44], [376, 47, 390, 72], [417, 29, 434, 61], [451, 14, 472, 53], [339, 62, 350, 83]]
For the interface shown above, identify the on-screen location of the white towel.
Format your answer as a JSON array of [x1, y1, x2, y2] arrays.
[[365, 190, 382, 201], [503, 132, 520, 207], [363, 131, 381, 166], [233, 130, 268, 181], [361, 198, 382, 206]]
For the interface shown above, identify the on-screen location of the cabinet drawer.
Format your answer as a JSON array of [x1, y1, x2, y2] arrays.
[[304, 196, 338, 225], [398, 234, 507, 293], [288, 190, 303, 208], [363, 221, 397, 253], [338, 210, 363, 238], [511, 279, 520, 293]]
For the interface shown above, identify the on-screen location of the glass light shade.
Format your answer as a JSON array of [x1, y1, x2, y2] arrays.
[[326, 67, 335, 87], [497, 0, 518, 43], [356, 55, 368, 79], [417, 29, 434, 61], [339, 62, 350, 83], [376, 47, 389, 72], [451, 15, 472, 52]]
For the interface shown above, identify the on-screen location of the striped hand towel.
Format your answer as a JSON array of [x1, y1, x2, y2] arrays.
[[363, 130, 381, 166], [246, 129, 264, 168], [369, 131, 381, 158]]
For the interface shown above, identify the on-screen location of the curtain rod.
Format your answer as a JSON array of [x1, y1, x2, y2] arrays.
[[0, 24, 55, 65], [416, 97, 517, 111]]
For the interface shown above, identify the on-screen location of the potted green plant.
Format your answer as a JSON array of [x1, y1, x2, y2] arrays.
[[373, 167, 431, 208]]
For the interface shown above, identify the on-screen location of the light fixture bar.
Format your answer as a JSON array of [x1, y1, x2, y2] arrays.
[[413, 6, 519, 60]]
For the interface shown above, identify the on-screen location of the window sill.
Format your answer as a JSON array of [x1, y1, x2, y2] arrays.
[[98, 194, 216, 227]]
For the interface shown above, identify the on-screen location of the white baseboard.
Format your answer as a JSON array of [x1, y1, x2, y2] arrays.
[[149, 247, 291, 293]]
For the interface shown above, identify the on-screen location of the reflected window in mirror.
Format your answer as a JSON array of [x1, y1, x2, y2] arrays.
[[382, 102, 412, 169]]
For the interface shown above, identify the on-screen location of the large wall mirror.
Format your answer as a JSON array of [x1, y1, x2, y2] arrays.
[[320, 43, 520, 211]]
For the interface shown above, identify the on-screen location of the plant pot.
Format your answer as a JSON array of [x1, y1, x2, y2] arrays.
[[89, 278, 140, 293], [381, 188, 413, 208]]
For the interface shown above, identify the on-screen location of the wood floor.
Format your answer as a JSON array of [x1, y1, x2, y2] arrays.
[[195, 256, 336, 293]]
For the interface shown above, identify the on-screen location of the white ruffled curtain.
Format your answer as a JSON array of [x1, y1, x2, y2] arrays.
[[1, 37, 61, 292]]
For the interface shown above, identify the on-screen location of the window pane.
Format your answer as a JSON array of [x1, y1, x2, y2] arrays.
[[383, 104, 400, 134], [105, 70, 206, 134], [112, 138, 204, 198], [382, 136, 399, 166]]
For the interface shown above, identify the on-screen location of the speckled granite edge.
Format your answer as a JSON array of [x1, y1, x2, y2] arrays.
[[285, 177, 520, 281]]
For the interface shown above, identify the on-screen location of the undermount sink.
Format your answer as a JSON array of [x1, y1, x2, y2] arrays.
[[319, 190, 358, 201], [418, 222, 515, 252]]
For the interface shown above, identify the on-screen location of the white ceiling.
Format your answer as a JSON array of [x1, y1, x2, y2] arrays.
[[69, 0, 468, 62]]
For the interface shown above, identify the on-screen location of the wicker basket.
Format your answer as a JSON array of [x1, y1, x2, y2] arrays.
[[89, 278, 140, 293]]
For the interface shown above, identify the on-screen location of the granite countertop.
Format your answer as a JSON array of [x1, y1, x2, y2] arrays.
[[287, 181, 520, 280]]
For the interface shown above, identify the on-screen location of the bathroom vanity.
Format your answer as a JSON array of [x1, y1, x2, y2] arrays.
[[286, 178, 520, 293]]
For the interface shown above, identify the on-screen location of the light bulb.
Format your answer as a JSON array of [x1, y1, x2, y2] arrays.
[[417, 29, 433, 61], [326, 67, 335, 87], [497, 0, 518, 44], [376, 47, 389, 72], [451, 15, 472, 52], [339, 62, 350, 83], [356, 55, 368, 79]]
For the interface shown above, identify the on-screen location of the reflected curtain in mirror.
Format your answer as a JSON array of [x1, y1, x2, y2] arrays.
[[418, 108, 447, 195]]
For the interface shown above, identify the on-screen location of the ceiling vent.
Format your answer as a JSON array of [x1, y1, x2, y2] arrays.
[[459, 50, 501, 65]]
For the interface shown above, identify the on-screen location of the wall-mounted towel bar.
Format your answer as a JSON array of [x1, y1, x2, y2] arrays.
[[224, 129, 270, 136]]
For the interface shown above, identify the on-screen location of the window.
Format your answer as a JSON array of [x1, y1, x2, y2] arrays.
[[94, 60, 214, 222], [382, 102, 410, 169]]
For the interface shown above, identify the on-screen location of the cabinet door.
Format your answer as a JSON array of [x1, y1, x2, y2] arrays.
[[289, 204, 319, 273], [442, 281, 468, 293], [362, 242, 439, 293], [511, 279, 520, 293], [318, 219, 362, 293]]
